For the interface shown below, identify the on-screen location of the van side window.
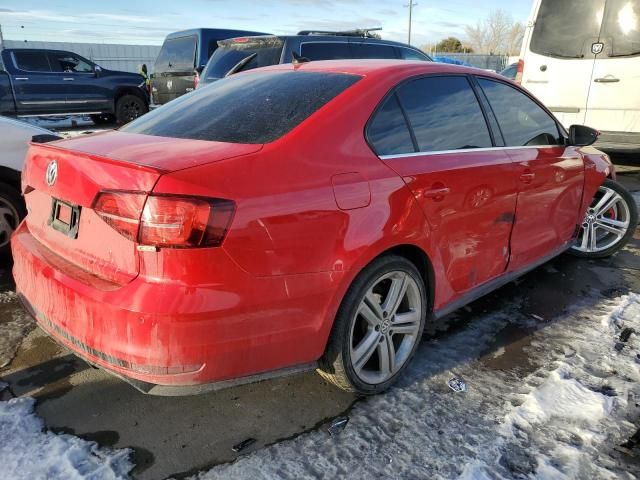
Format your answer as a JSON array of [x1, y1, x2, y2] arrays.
[[477, 78, 561, 147], [13, 51, 51, 72], [300, 42, 351, 60], [367, 94, 415, 156], [349, 43, 398, 59], [156, 36, 197, 70], [396, 76, 492, 152]]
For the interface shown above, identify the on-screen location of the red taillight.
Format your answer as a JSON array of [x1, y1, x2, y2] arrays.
[[94, 191, 235, 248], [515, 59, 524, 84], [94, 191, 146, 241], [232, 37, 249, 43]]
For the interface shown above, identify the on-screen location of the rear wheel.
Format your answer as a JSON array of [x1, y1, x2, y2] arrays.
[[0, 182, 25, 256], [569, 179, 638, 259], [318, 255, 426, 395], [115, 95, 148, 125]]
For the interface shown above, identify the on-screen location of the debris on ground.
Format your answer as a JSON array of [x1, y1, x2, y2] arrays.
[[620, 327, 635, 343], [447, 376, 467, 393], [231, 438, 257, 453], [327, 417, 349, 437]]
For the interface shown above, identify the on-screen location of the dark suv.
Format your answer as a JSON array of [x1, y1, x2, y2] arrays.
[[198, 29, 431, 86], [152, 28, 268, 105]]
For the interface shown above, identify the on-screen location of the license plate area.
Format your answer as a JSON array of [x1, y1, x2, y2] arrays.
[[48, 198, 81, 239]]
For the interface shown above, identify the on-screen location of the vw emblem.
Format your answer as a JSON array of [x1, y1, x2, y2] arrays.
[[592, 42, 604, 55], [167, 80, 173, 90], [46, 160, 58, 187]]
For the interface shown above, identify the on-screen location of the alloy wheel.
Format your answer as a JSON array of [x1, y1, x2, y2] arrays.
[[573, 185, 631, 254], [349, 271, 423, 385]]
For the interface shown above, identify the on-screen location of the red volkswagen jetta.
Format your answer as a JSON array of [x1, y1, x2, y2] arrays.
[[13, 61, 637, 395]]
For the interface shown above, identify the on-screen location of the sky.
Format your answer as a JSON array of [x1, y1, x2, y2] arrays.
[[0, 0, 533, 48]]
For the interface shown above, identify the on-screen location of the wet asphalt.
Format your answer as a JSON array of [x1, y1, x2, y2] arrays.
[[1, 167, 639, 480]]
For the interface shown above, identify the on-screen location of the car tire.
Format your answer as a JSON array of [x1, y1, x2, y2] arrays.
[[318, 255, 427, 395], [569, 179, 638, 259], [0, 182, 26, 256], [90, 114, 116, 126], [115, 95, 148, 125]]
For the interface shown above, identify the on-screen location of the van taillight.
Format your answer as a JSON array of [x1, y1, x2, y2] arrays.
[[515, 59, 524, 84], [94, 191, 235, 248]]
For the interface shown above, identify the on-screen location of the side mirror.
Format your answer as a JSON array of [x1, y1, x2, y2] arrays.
[[568, 124, 599, 147], [94, 65, 102, 77]]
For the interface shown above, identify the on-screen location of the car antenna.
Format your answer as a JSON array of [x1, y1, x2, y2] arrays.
[[292, 51, 310, 65]]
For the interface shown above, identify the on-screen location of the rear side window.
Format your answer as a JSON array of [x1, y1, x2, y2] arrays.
[[203, 38, 284, 81], [155, 36, 197, 71], [122, 71, 361, 143], [396, 76, 492, 152], [301, 42, 351, 60], [350, 43, 398, 59], [477, 78, 561, 146], [13, 51, 51, 72], [367, 94, 415, 155]]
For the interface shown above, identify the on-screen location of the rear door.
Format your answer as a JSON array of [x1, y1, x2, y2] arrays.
[[371, 75, 518, 298], [584, 0, 640, 135], [9, 50, 67, 115], [47, 52, 109, 112], [152, 36, 197, 104], [521, 0, 604, 127], [476, 77, 585, 271]]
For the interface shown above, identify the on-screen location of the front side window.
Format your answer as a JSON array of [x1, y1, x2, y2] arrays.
[[398, 48, 429, 60], [48, 54, 93, 73], [122, 71, 361, 143], [367, 94, 415, 155], [395, 76, 492, 152], [300, 42, 351, 60], [13, 51, 51, 72], [154, 36, 197, 71], [477, 78, 561, 147]]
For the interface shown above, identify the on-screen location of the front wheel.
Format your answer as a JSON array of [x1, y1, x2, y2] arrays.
[[569, 179, 638, 259], [115, 95, 148, 125], [318, 255, 426, 395]]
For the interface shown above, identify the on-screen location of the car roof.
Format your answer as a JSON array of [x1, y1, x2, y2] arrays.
[[165, 28, 269, 40], [222, 34, 423, 50], [246, 59, 505, 80]]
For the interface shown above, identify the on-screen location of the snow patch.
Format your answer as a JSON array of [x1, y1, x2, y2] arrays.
[[0, 397, 132, 480]]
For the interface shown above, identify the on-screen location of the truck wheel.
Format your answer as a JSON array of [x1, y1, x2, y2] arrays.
[[90, 114, 116, 126], [115, 95, 148, 125], [0, 182, 26, 256]]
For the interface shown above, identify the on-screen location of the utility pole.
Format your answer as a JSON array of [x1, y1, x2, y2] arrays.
[[0, 24, 4, 50], [405, 1, 418, 45]]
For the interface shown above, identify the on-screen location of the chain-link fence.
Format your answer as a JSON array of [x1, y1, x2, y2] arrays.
[[429, 53, 511, 72]]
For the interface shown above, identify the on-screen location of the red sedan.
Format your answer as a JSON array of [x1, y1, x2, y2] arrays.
[[13, 60, 638, 395]]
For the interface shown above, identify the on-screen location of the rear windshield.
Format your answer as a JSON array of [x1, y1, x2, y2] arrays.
[[531, 0, 640, 58], [155, 36, 197, 72], [121, 71, 360, 144], [202, 37, 284, 81]]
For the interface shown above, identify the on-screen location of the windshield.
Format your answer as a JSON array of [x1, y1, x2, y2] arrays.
[[121, 70, 361, 144], [202, 37, 284, 82], [531, 0, 640, 58]]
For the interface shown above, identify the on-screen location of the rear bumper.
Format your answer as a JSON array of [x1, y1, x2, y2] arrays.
[[12, 221, 341, 393], [595, 131, 640, 153]]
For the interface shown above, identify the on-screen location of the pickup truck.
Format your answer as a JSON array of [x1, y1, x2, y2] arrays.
[[0, 48, 149, 125]]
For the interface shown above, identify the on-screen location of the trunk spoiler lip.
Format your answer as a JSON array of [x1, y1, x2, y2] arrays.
[[29, 132, 265, 175]]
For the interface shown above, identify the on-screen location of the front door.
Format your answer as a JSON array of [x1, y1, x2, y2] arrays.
[[370, 75, 518, 304], [584, 0, 640, 135], [10, 50, 67, 115], [476, 77, 585, 271]]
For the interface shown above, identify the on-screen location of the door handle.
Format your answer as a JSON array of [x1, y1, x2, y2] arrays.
[[63, 78, 74, 81], [594, 77, 620, 83], [424, 186, 450, 200], [14, 77, 29, 81], [519, 172, 536, 183]]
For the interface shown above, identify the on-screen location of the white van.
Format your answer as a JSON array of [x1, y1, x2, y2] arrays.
[[518, 0, 640, 151]]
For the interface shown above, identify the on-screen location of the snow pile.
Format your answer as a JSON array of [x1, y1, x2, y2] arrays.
[[0, 394, 133, 480], [198, 293, 640, 480]]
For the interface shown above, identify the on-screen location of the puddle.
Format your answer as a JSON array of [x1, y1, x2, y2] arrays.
[[479, 323, 537, 374]]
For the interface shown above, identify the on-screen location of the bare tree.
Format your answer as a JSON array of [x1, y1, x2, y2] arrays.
[[464, 9, 524, 55]]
